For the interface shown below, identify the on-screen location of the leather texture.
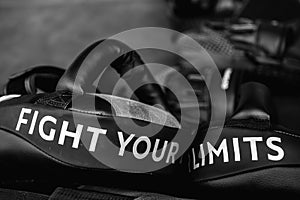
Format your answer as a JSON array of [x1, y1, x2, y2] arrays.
[[0, 39, 182, 185], [232, 82, 272, 120], [187, 82, 300, 194]]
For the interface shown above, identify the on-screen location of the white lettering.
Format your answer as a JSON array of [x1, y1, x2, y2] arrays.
[[87, 127, 107, 152], [16, 108, 31, 131], [39, 116, 57, 141], [232, 138, 241, 161], [133, 136, 151, 160], [208, 139, 229, 165], [243, 137, 263, 161], [166, 142, 179, 164], [28, 111, 39, 135], [118, 131, 134, 156], [58, 121, 83, 148], [200, 143, 205, 166], [192, 148, 199, 170], [152, 139, 168, 162], [267, 137, 284, 161]]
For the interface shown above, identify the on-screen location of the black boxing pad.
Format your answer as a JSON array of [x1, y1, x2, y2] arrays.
[[186, 82, 300, 196], [0, 39, 183, 194]]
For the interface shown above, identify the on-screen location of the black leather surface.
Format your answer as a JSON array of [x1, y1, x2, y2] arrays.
[[232, 82, 272, 121], [0, 39, 183, 185], [187, 82, 300, 194]]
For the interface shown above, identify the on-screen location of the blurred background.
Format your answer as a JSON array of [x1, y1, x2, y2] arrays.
[[0, 0, 174, 88], [1, 0, 300, 88]]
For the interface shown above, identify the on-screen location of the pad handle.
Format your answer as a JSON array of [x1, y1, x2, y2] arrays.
[[56, 39, 169, 110]]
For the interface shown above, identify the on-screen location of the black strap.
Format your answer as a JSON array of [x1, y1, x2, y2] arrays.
[[56, 39, 169, 111], [3, 65, 64, 95], [256, 21, 290, 59]]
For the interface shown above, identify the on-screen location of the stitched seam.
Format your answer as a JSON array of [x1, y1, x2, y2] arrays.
[[274, 130, 300, 139], [69, 108, 111, 117]]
